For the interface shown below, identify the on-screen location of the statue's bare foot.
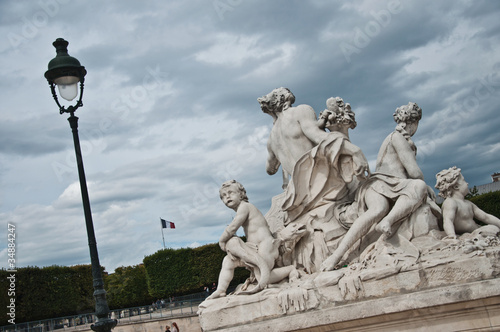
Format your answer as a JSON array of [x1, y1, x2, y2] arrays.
[[206, 290, 226, 300], [375, 219, 392, 236], [320, 254, 341, 272]]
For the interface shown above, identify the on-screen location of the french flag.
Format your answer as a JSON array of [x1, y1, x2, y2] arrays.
[[160, 218, 175, 229]]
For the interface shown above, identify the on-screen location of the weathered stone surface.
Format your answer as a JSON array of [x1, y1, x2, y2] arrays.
[[199, 246, 500, 331]]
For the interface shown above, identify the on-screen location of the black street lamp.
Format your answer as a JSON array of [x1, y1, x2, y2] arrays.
[[44, 38, 117, 332]]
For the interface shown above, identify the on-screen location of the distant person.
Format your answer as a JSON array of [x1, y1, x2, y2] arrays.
[[171, 322, 179, 332], [436, 166, 500, 237], [164, 325, 171, 332]]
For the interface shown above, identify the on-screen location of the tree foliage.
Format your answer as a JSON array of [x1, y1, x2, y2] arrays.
[[144, 247, 196, 298], [0, 265, 95, 325], [465, 185, 479, 199], [143, 242, 249, 298], [0, 241, 252, 326], [469, 190, 500, 218], [105, 264, 152, 309]]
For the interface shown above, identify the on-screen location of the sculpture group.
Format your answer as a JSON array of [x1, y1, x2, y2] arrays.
[[204, 87, 500, 304]]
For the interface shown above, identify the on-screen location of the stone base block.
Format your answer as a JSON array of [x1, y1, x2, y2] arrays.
[[200, 279, 500, 331], [198, 247, 500, 331]]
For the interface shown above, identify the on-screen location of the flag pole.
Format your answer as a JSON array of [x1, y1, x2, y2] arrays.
[[160, 218, 166, 249]]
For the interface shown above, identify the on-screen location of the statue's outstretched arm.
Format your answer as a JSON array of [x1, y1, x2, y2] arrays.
[[266, 143, 280, 175], [441, 199, 458, 238], [297, 105, 328, 144], [391, 132, 424, 180], [219, 204, 250, 251], [340, 140, 369, 178]]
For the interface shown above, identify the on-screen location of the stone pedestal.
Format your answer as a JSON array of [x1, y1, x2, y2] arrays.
[[198, 247, 500, 331]]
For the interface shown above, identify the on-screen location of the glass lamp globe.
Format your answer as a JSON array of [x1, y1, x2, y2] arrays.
[[54, 76, 79, 101]]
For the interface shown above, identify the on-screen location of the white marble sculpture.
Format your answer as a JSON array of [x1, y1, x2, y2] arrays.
[[258, 87, 328, 188], [435, 166, 500, 238], [207, 180, 300, 300], [321, 102, 437, 271], [280, 97, 369, 273], [198, 89, 500, 332]]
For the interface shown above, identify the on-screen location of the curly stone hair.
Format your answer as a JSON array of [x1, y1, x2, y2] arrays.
[[435, 166, 462, 198], [257, 87, 295, 114], [393, 102, 422, 124], [319, 96, 357, 130], [219, 180, 249, 202]]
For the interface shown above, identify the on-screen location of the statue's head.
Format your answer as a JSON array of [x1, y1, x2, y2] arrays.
[[219, 180, 249, 202], [319, 97, 356, 130], [393, 102, 422, 124], [435, 166, 462, 198], [258, 87, 295, 116]]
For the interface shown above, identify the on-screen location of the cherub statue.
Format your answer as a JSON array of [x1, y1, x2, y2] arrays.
[[207, 180, 299, 300], [435, 166, 500, 238]]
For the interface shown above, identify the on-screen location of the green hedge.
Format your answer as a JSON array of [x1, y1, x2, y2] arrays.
[[0, 242, 252, 325], [144, 247, 198, 297], [469, 191, 500, 219], [143, 242, 250, 298], [0, 265, 95, 325], [105, 264, 152, 309]]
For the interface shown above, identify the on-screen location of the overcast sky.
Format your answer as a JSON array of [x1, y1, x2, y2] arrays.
[[1, 0, 499, 273]]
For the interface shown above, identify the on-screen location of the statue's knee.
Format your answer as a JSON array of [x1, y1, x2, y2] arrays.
[[374, 206, 390, 221], [222, 255, 231, 265], [369, 196, 390, 220], [222, 255, 237, 268], [415, 179, 428, 198], [226, 237, 242, 251]]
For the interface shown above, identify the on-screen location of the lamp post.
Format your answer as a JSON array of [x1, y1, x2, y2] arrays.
[[44, 38, 117, 332]]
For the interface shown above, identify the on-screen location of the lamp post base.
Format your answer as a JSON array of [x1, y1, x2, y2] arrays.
[[91, 318, 117, 332]]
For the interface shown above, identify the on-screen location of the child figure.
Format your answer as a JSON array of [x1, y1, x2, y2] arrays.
[[435, 166, 500, 237], [208, 180, 298, 300]]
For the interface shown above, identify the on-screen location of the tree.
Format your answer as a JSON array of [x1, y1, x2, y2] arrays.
[[105, 264, 152, 309], [143, 243, 250, 298], [469, 191, 500, 219], [465, 185, 479, 199], [0, 265, 95, 325]]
